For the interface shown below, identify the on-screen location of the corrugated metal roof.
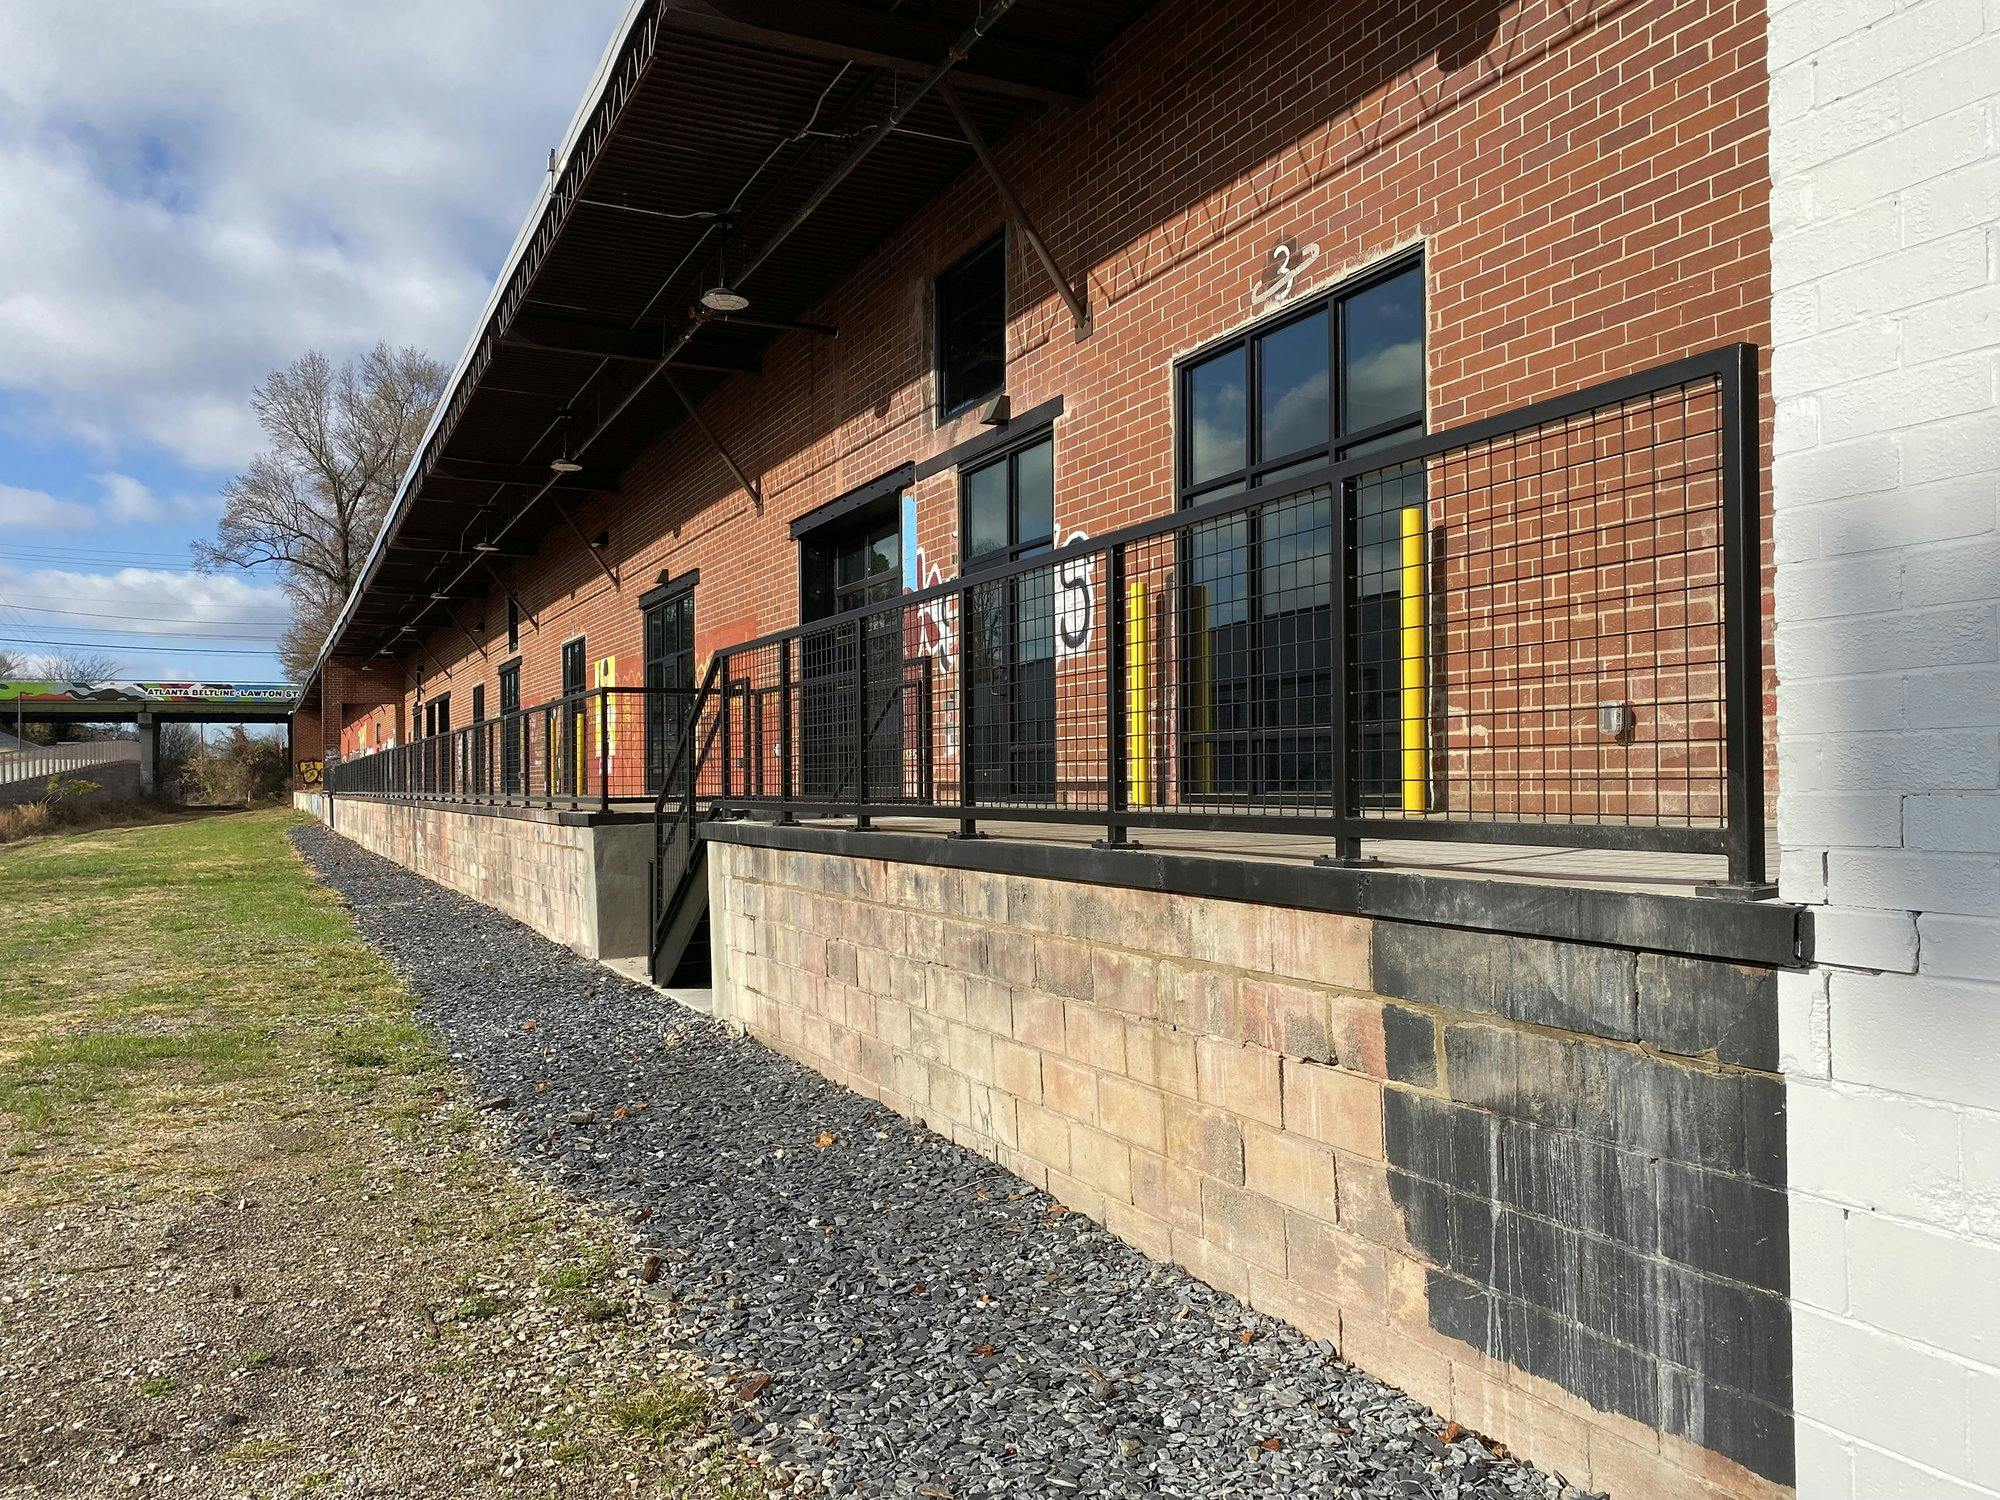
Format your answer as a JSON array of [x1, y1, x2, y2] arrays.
[[314, 0, 1153, 678]]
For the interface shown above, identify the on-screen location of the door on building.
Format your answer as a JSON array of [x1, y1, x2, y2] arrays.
[[498, 661, 521, 795], [798, 479, 907, 803], [642, 583, 696, 794], [422, 693, 451, 792], [559, 638, 587, 797], [469, 684, 486, 793], [1174, 254, 1424, 806], [961, 434, 1056, 803]]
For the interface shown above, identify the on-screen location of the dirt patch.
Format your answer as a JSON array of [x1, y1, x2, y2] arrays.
[[0, 811, 781, 1499]]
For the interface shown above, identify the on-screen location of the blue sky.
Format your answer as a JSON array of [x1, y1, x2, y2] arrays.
[[0, 1, 629, 683]]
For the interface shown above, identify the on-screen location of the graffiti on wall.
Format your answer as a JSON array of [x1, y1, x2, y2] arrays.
[[296, 760, 325, 787], [0, 681, 297, 707], [1054, 529, 1096, 660]]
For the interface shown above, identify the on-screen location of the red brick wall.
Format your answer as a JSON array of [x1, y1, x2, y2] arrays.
[[321, 660, 406, 759], [343, 0, 1771, 821]]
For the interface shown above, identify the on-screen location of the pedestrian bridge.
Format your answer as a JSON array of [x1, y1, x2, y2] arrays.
[[1, 681, 298, 793], [0, 681, 297, 725]]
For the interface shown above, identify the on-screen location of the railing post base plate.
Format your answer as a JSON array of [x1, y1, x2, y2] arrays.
[[1696, 880, 1780, 901], [1314, 851, 1380, 869]]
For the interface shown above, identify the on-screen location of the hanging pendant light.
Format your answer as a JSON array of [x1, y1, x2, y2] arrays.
[[550, 408, 584, 473], [700, 222, 749, 312]]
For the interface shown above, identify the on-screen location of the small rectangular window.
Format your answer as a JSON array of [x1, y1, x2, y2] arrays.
[[936, 232, 1006, 418], [506, 596, 520, 652]]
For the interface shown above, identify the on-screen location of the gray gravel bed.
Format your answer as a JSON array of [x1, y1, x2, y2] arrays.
[[293, 822, 1588, 1500]]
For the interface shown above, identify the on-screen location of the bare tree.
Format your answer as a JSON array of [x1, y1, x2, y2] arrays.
[[0, 649, 20, 679], [195, 343, 446, 680], [16, 652, 121, 743], [33, 650, 121, 681]]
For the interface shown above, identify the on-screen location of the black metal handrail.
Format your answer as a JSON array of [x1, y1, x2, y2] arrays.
[[649, 658, 728, 975], [325, 685, 699, 812], [699, 345, 1768, 887]]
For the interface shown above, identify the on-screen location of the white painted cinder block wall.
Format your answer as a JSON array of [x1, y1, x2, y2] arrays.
[[1770, 0, 2000, 1492]]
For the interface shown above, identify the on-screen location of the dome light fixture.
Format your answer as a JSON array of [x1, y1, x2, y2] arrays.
[[550, 407, 585, 473], [700, 223, 749, 313]]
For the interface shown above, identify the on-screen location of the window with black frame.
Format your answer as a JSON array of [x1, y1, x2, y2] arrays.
[[937, 232, 1006, 419], [470, 683, 486, 794], [962, 434, 1056, 802], [1176, 253, 1424, 805], [799, 488, 906, 803], [498, 661, 521, 795], [642, 583, 695, 795], [559, 637, 586, 797]]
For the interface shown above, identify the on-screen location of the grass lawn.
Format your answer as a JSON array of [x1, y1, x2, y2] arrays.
[[0, 807, 435, 1186], [0, 808, 774, 1498]]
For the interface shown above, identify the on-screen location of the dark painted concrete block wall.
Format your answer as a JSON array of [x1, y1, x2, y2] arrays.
[[1373, 926, 1792, 1485]]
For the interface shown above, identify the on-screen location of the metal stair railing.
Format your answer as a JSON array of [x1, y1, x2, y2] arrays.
[[649, 657, 726, 981]]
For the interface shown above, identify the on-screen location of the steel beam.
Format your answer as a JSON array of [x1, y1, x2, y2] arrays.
[[502, 314, 761, 374], [941, 81, 1090, 335], [550, 494, 620, 588], [662, 0, 1087, 106], [665, 372, 764, 508], [388, 532, 536, 557], [430, 458, 617, 489]]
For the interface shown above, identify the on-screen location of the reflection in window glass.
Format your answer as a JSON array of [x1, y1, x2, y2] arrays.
[[1258, 309, 1329, 461], [1174, 254, 1426, 805], [1188, 348, 1246, 486], [1014, 438, 1054, 545], [938, 233, 1006, 416], [1343, 266, 1424, 434], [964, 461, 1009, 561]]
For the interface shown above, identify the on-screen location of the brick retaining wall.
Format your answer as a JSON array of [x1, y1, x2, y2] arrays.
[[709, 842, 1793, 1499]]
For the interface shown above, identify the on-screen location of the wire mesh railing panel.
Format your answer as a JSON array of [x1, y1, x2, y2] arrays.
[[707, 347, 1761, 880], [325, 687, 697, 811], [1358, 377, 1727, 831]]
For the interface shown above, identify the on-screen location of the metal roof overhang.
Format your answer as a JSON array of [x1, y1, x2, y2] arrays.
[[309, 0, 1153, 694]]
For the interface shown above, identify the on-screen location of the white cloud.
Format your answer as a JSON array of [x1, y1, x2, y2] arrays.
[[94, 471, 216, 524], [0, 561, 291, 643], [0, 2, 628, 470], [98, 472, 160, 522], [0, 482, 97, 531]]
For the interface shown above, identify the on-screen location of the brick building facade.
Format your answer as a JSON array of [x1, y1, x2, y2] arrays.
[[293, 0, 2000, 1495], [294, 0, 1772, 769]]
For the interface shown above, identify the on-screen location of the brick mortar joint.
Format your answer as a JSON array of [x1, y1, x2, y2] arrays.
[[730, 871, 1786, 1084]]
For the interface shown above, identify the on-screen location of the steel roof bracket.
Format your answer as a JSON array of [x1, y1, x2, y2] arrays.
[[940, 80, 1091, 338], [479, 559, 542, 634], [550, 493, 621, 588], [666, 371, 766, 511]]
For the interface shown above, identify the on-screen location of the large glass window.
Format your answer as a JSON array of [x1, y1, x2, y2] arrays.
[[936, 232, 1006, 418], [962, 434, 1057, 802], [1176, 254, 1424, 802]]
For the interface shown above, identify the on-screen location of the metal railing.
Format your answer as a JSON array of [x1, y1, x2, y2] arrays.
[[326, 687, 699, 813], [670, 345, 1768, 888], [0, 740, 141, 789]]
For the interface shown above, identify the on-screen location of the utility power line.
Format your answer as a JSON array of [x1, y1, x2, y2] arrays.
[[3, 604, 292, 627], [0, 636, 282, 658], [0, 547, 217, 574], [0, 622, 280, 642], [0, 593, 290, 618]]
